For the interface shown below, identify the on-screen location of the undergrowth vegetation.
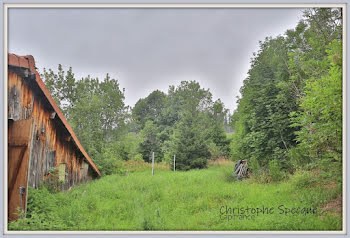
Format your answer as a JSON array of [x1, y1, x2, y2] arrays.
[[9, 161, 342, 231]]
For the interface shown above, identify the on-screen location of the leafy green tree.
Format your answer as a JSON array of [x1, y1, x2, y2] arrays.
[[162, 81, 231, 169], [132, 90, 167, 129], [286, 8, 342, 172], [290, 40, 342, 171], [132, 81, 230, 166], [231, 36, 296, 173], [159, 81, 213, 127], [139, 120, 161, 162], [230, 8, 342, 180], [98, 74, 127, 140], [110, 132, 144, 161], [42, 65, 66, 113], [42, 68, 128, 175], [203, 100, 231, 158], [69, 92, 105, 170], [168, 110, 210, 170], [285, 8, 342, 104]]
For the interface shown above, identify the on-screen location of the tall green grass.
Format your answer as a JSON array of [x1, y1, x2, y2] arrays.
[[9, 162, 342, 231]]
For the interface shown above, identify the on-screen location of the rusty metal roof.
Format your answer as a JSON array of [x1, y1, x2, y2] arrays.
[[8, 53, 101, 176]]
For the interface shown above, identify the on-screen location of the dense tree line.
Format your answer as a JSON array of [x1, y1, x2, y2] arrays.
[[43, 68, 231, 174], [133, 81, 231, 170], [230, 8, 342, 181], [42, 8, 342, 181]]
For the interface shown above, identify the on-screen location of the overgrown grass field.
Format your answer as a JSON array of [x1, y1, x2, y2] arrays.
[[9, 161, 342, 231]]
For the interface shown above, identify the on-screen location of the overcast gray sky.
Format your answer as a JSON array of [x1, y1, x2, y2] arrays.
[[8, 8, 305, 112]]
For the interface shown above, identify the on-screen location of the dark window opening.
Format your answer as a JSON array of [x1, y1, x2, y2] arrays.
[[45, 150, 56, 175]]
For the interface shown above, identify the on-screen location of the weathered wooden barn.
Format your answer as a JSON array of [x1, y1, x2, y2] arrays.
[[7, 53, 101, 221]]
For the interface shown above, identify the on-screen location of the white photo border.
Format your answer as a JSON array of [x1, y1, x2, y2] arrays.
[[2, 2, 347, 236]]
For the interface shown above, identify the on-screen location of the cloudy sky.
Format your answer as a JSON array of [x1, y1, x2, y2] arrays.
[[8, 7, 305, 112]]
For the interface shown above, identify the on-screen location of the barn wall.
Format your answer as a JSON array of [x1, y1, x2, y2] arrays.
[[7, 118, 34, 221], [8, 69, 95, 192]]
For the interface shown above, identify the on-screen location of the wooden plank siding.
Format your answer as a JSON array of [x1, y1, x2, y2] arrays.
[[8, 54, 100, 221], [8, 118, 34, 221]]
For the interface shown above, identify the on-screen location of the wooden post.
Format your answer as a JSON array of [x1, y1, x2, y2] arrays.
[[174, 155, 176, 172], [152, 151, 154, 176]]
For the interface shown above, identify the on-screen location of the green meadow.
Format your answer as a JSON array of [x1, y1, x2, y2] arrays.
[[9, 161, 342, 231]]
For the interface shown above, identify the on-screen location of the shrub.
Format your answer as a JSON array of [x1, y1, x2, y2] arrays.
[[208, 142, 222, 159], [268, 159, 286, 182], [222, 167, 239, 182], [41, 168, 63, 193], [8, 187, 67, 230], [190, 157, 207, 170], [133, 153, 144, 162], [249, 169, 270, 184], [290, 170, 315, 189], [287, 146, 312, 170]]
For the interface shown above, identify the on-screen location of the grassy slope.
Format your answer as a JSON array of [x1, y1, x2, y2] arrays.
[[9, 162, 342, 231]]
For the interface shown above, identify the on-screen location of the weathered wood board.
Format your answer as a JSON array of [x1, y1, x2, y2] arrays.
[[8, 118, 33, 221]]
